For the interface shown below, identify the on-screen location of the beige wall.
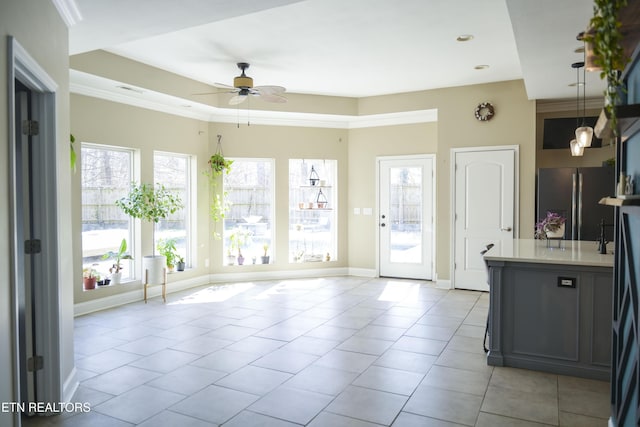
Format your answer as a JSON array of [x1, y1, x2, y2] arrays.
[[71, 94, 211, 304], [1, 1, 73, 424], [72, 80, 535, 292], [348, 123, 438, 269], [354, 80, 536, 280]]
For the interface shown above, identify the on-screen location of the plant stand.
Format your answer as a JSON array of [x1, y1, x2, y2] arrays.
[[143, 267, 167, 303]]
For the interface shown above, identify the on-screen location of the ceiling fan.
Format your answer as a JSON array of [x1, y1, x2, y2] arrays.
[[207, 62, 286, 105]]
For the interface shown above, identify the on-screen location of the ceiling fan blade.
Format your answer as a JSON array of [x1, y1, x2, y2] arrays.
[[213, 82, 237, 90], [192, 89, 237, 96], [257, 92, 287, 103], [229, 95, 247, 105], [254, 85, 286, 95]]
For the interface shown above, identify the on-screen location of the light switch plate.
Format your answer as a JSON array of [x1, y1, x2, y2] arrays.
[[363, 208, 373, 215], [354, 208, 361, 215]]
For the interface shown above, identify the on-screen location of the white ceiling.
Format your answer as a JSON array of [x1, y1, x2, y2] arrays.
[[68, 0, 605, 101]]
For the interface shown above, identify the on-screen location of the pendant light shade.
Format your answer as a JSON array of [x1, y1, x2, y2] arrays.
[[570, 139, 584, 156], [576, 125, 594, 147]]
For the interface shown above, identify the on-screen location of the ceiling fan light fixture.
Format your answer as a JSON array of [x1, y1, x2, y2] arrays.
[[234, 75, 253, 89]]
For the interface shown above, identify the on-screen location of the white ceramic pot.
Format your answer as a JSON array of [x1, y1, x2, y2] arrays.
[[143, 255, 166, 284], [111, 271, 122, 285], [545, 223, 565, 239]]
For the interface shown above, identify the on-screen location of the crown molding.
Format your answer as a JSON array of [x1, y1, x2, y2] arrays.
[[51, 0, 83, 27], [70, 69, 437, 129]]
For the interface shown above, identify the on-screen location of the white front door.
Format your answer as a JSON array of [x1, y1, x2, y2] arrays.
[[379, 156, 434, 280], [453, 148, 517, 291]]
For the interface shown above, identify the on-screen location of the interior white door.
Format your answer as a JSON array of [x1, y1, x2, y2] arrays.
[[453, 149, 516, 291], [379, 157, 434, 280]]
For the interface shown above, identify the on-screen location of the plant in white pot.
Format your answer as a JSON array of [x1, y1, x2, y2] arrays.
[[102, 238, 133, 284], [116, 183, 183, 284]]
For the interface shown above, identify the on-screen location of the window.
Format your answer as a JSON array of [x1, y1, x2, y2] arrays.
[[289, 159, 337, 262], [81, 144, 134, 281], [223, 159, 274, 265], [154, 152, 192, 266]]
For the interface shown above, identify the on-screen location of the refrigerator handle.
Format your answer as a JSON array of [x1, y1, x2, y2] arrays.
[[578, 172, 583, 241], [572, 173, 578, 240]]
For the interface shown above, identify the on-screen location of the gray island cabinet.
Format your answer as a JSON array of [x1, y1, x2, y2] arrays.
[[484, 239, 614, 381]]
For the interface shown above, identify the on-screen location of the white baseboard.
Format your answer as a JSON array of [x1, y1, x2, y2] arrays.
[[347, 268, 377, 278], [74, 275, 211, 316], [62, 367, 79, 402], [74, 269, 354, 316], [436, 279, 452, 289]]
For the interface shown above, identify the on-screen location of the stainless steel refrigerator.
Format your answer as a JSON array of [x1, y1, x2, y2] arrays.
[[536, 167, 615, 242]]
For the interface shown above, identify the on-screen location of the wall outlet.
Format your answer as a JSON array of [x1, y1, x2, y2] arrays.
[[557, 277, 576, 288]]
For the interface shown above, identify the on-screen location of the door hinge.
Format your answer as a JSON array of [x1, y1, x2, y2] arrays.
[[27, 355, 44, 372], [24, 239, 41, 254], [22, 120, 40, 136]]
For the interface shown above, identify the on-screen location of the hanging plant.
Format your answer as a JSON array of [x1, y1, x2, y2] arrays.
[[583, 0, 629, 136], [204, 135, 233, 238], [208, 152, 233, 177]]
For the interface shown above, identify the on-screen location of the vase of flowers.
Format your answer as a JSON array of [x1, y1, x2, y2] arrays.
[[535, 211, 566, 239]]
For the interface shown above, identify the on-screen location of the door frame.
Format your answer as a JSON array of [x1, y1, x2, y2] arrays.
[[450, 145, 519, 289], [376, 154, 436, 280], [8, 36, 62, 416]]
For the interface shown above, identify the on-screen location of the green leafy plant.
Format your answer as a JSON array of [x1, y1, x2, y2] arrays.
[[116, 183, 183, 255], [204, 153, 233, 238], [102, 238, 133, 274], [535, 211, 566, 240], [228, 228, 252, 257], [583, 0, 629, 136], [156, 238, 179, 269]]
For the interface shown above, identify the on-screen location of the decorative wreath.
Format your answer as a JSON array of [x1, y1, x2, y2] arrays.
[[474, 102, 495, 121]]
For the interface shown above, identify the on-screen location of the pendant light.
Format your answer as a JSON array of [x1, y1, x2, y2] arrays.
[[570, 138, 584, 156], [574, 59, 593, 147], [569, 62, 585, 156]]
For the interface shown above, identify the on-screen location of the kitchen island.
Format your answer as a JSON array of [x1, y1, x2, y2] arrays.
[[484, 239, 614, 380]]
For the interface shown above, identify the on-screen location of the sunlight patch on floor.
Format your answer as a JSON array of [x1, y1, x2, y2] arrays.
[[377, 281, 420, 302]]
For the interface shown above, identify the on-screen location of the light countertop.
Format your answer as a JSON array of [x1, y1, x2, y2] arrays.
[[483, 239, 614, 268]]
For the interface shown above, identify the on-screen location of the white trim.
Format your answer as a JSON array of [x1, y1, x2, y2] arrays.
[[62, 368, 79, 402], [347, 268, 377, 278], [436, 279, 452, 290], [51, 0, 83, 27], [70, 70, 437, 129], [450, 145, 520, 290], [8, 35, 62, 410]]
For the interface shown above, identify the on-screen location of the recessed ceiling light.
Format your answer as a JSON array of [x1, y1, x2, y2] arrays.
[[456, 34, 474, 42], [569, 82, 585, 87], [574, 46, 585, 53], [474, 65, 489, 70]]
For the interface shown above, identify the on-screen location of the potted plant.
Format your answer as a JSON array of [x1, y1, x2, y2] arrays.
[[583, 0, 629, 135], [228, 228, 252, 265], [116, 182, 183, 284], [261, 243, 270, 264], [535, 211, 567, 239], [157, 238, 178, 273], [176, 255, 185, 272], [204, 141, 233, 239], [82, 266, 99, 290], [102, 238, 133, 284]]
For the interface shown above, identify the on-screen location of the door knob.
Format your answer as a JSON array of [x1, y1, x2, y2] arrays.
[[501, 227, 512, 232], [381, 223, 386, 227]]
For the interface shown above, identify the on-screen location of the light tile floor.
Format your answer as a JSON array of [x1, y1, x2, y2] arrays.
[[25, 277, 610, 426]]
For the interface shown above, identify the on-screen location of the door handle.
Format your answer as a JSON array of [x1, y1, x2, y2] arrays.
[[381, 223, 386, 227], [501, 227, 512, 232]]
